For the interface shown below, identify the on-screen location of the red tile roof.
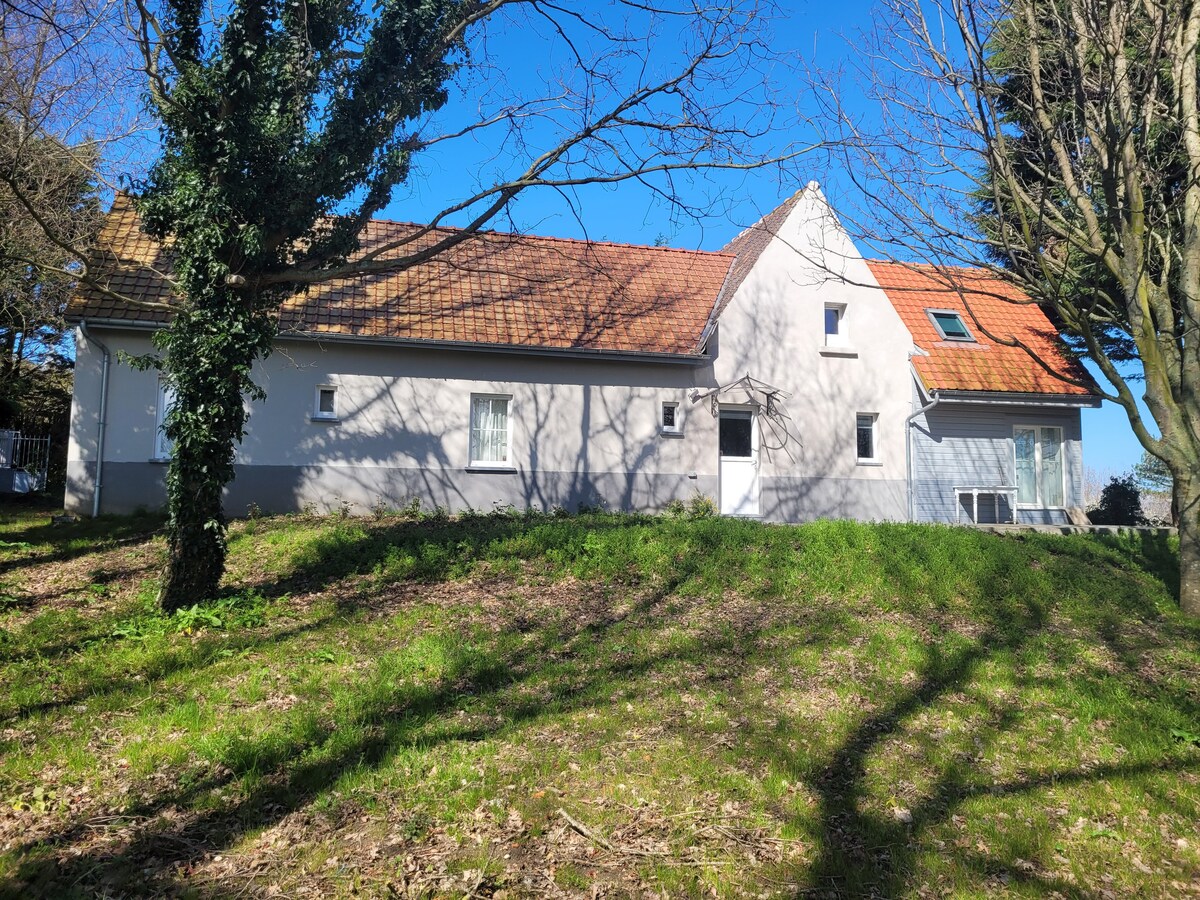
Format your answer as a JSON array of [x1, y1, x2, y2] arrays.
[[69, 194, 736, 357], [867, 261, 1093, 395]]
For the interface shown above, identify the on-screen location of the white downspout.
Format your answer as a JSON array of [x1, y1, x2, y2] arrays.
[[79, 321, 111, 518], [905, 388, 941, 522]]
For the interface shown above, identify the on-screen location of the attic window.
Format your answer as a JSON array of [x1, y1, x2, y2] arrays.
[[927, 309, 975, 342], [824, 304, 847, 347]]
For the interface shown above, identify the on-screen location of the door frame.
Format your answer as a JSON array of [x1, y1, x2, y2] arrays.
[[718, 404, 760, 517]]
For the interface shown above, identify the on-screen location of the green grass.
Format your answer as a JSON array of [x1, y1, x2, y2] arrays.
[[0, 504, 1197, 897]]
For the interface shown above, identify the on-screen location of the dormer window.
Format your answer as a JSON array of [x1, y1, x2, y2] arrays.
[[927, 310, 975, 342]]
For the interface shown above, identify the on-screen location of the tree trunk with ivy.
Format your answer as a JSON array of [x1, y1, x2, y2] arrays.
[[153, 263, 275, 611]]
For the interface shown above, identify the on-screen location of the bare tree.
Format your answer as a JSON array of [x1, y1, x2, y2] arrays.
[[815, 0, 1200, 614], [0, 0, 154, 370], [30, 0, 808, 609]]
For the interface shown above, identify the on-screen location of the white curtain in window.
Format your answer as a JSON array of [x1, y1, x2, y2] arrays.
[[1040, 427, 1064, 507], [471, 397, 509, 463], [1015, 427, 1037, 505]]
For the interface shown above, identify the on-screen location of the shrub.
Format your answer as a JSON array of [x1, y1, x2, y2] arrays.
[[1088, 474, 1147, 525], [686, 493, 718, 519]]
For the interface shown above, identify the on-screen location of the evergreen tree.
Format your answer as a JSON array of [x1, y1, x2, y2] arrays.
[[1134, 451, 1174, 495]]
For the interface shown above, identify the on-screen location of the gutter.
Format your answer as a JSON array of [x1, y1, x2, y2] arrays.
[[70, 319, 713, 366], [78, 321, 111, 519], [931, 390, 1102, 409], [905, 379, 941, 523]]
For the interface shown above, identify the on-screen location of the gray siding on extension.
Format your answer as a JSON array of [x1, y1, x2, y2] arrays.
[[911, 398, 1084, 525]]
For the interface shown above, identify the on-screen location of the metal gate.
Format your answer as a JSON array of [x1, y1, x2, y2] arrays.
[[0, 430, 50, 493]]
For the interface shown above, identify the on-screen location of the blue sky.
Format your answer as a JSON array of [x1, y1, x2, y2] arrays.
[[361, 2, 1146, 476]]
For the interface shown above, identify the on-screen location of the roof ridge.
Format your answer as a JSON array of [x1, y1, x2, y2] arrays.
[[362, 215, 735, 258], [866, 259, 993, 275], [104, 192, 734, 258]]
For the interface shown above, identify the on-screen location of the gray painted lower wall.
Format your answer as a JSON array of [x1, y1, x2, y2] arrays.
[[66, 459, 720, 517], [68, 458, 909, 523], [761, 475, 907, 523]]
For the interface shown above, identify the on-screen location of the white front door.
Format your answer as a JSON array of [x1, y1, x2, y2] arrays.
[[719, 408, 760, 516]]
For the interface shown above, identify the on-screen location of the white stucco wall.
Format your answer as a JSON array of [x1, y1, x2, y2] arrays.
[[65, 186, 916, 522], [67, 328, 723, 515], [712, 185, 915, 520]]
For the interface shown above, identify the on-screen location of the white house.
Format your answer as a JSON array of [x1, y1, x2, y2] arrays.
[[64, 184, 1098, 524]]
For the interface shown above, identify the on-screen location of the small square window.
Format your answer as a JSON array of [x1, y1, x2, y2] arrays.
[[824, 304, 847, 346], [928, 309, 974, 341], [312, 385, 338, 421], [661, 401, 680, 434], [856, 413, 878, 463]]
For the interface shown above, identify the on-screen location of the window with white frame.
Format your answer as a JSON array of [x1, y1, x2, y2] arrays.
[[660, 401, 680, 434], [312, 385, 339, 421], [927, 309, 975, 342], [824, 304, 847, 346], [155, 379, 175, 460], [856, 413, 878, 463], [470, 394, 512, 466], [1014, 425, 1065, 507]]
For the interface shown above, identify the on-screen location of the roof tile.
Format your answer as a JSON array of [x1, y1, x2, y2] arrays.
[[867, 261, 1092, 396], [69, 195, 735, 357]]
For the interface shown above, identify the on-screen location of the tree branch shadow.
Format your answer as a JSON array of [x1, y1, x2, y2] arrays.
[[4, 514, 1196, 898], [0, 513, 164, 579], [5, 545, 784, 897]]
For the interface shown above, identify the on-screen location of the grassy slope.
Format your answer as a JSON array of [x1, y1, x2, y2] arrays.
[[0, 507, 1198, 898]]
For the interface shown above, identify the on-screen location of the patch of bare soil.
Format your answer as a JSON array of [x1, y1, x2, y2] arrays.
[[99, 792, 805, 898], [1, 527, 164, 628]]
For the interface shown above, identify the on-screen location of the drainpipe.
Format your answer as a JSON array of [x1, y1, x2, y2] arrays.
[[905, 389, 941, 522], [79, 321, 111, 518]]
